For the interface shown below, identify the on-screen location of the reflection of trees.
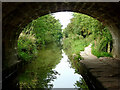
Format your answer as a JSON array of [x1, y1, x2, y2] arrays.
[[18, 44, 62, 89], [40, 70, 60, 88], [66, 52, 89, 90], [74, 78, 89, 90], [19, 70, 60, 89]]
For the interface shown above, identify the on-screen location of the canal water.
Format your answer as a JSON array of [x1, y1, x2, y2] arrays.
[[14, 44, 88, 89], [51, 50, 82, 88]]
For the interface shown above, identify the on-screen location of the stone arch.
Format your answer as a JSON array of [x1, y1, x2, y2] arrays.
[[2, 2, 120, 69]]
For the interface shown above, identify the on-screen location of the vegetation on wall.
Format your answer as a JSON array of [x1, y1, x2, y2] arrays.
[[18, 14, 62, 62]]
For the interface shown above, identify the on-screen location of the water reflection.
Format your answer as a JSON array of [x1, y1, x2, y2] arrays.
[[16, 44, 88, 89], [17, 43, 62, 89], [74, 78, 89, 89], [51, 50, 82, 88], [19, 69, 60, 89]]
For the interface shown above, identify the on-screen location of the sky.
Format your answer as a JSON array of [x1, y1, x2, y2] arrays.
[[52, 12, 73, 29]]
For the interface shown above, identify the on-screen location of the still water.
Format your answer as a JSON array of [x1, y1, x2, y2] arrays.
[[51, 50, 82, 88], [15, 44, 88, 89]]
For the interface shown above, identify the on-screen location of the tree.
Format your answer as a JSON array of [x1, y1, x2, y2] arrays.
[[18, 14, 62, 61]]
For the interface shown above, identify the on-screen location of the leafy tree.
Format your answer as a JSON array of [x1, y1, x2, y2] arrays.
[[63, 12, 113, 58], [18, 14, 62, 61]]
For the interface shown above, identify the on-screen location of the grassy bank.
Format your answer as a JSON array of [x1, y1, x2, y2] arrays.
[[91, 43, 112, 58], [63, 12, 113, 59], [63, 34, 94, 61]]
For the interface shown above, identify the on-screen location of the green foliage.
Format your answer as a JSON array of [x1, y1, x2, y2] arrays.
[[25, 14, 62, 46], [18, 43, 62, 89], [63, 34, 93, 60], [63, 13, 102, 38], [18, 14, 62, 61], [76, 53, 84, 60], [91, 43, 112, 58], [74, 78, 89, 89], [18, 33, 37, 61], [63, 12, 113, 58]]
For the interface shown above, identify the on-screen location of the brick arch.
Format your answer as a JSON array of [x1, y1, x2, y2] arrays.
[[2, 2, 120, 69]]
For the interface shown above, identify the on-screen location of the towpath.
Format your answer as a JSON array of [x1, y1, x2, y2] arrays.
[[80, 44, 120, 90]]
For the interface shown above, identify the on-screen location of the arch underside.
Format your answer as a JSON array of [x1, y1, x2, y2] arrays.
[[2, 2, 120, 69]]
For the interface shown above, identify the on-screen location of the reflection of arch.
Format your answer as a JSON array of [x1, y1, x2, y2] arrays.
[[2, 2, 120, 69]]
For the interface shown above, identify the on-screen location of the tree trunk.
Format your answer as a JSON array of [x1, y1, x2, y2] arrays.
[[107, 42, 110, 53]]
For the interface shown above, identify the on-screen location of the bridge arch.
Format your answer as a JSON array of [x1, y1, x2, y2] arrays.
[[2, 2, 120, 69]]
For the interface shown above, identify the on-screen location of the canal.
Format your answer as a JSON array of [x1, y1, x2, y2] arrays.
[[51, 50, 82, 88], [9, 43, 89, 89]]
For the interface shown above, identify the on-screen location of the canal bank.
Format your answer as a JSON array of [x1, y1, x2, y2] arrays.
[[3, 44, 120, 89], [79, 44, 120, 90], [3, 44, 89, 89], [50, 50, 83, 88]]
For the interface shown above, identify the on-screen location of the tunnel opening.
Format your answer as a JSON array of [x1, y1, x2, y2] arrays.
[[16, 12, 89, 89], [3, 2, 120, 70], [16, 11, 113, 68], [3, 11, 113, 89], [13, 11, 114, 68], [2, 2, 120, 89]]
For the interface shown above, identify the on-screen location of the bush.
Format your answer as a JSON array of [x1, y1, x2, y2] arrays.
[[91, 44, 112, 58], [17, 14, 62, 62], [63, 34, 94, 58], [63, 12, 113, 59], [18, 33, 37, 61]]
